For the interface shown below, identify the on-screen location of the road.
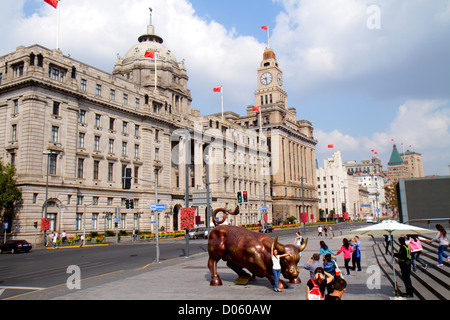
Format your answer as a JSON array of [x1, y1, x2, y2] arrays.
[[0, 221, 364, 299]]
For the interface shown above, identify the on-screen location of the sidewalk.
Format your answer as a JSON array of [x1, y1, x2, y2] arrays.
[[49, 232, 395, 300]]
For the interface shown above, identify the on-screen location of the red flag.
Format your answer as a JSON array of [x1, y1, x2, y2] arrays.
[[213, 87, 222, 93], [328, 144, 334, 148], [252, 106, 260, 112], [371, 149, 374, 152], [144, 51, 155, 58], [261, 26, 268, 30], [44, 0, 58, 9]]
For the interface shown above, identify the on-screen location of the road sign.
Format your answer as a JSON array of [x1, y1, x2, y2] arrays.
[[259, 206, 268, 211], [192, 189, 209, 206], [361, 204, 371, 208], [150, 221, 156, 224], [4, 222, 9, 229], [150, 204, 166, 211]]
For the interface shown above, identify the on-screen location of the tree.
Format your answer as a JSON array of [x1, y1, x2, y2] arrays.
[[0, 160, 22, 225], [384, 182, 398, 212]]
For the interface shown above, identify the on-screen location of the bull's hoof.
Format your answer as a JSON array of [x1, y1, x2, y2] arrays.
[[279, 281, 289, 289], [210, 277, 223, 286], [289, 277, 301, 284]]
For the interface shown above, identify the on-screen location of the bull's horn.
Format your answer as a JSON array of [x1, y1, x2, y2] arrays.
[[230, 206, 240, 216], [274, 236, 286, 254], [297, 237, 308, 252]]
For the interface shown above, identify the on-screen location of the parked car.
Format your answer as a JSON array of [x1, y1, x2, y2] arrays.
[[188, 227, 208, 239], [0, 240, 32, 254], [259, 225, 274, 233]]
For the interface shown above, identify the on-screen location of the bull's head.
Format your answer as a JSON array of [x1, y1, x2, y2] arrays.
[[274, 236, 308, 283]]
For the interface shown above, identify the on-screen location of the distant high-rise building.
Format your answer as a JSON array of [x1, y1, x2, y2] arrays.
[[387, 144, 424, 182]]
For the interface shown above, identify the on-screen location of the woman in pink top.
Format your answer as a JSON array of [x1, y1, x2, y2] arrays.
[[336, 238, 354, 275], [406, 235, 427, 271]]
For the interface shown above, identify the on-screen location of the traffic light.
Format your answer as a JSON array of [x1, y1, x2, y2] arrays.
[[243, 190, 248, 203], [237, 191, 242, 203], [129, 199, 134, 209], [125, 199, 130, 209]]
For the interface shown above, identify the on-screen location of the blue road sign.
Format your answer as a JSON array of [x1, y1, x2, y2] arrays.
[[361, 204, 371, 208], [259, 206, 268, 211], [150, 204, 166, 211]]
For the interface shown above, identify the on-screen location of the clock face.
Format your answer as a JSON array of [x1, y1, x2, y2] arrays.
[[277, 73, 283, 86], [260, 72, 273, 85]]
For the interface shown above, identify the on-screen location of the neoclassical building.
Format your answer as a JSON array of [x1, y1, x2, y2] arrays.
[[226, 48, 319, 224], [0, 20, 274, 242]]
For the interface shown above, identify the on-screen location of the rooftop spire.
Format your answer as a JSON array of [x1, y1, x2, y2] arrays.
[[388, 144, 404, 166]]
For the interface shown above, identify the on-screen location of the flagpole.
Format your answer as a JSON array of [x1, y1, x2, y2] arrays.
[[221, 86, 224, 120], [155, 52, 158, 91], [267, 26, 270, 48], [56, 0, 61, 50]]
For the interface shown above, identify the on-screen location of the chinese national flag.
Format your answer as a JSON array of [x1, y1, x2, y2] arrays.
[[144, 51, 155, 58], [252, 106, 260, 112], [44, 0, 58, 9], [213, 87, 222, 93], [328, 144, 334, 148], [261, 26, 268, 30]]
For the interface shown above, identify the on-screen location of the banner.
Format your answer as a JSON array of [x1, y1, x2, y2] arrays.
[[41, 218, 50, 231], [180, 208, 195, 231], [300, 212, 308, 223]]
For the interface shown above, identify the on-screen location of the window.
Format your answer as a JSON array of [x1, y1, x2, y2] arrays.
[[52, 101, 60, 116], [135, 124, 140, 137], [122, 142, 127, 156], [123, 94, 128, 105], [94, 136, 100, 151], [92, 213, 98, 230], [0, 73, 2, 85], [13, 64, 24, 77], [155, 148, 159, 160], [108, 162, 114, 181], [77, 158, 84, 178], [96, 84, 102, 96], [93, 160, 99, 180], [135, 98, 140, 109], [51, 126, 59, 142], [109, 118, 115, 131], [49, 65, 65, 81], [108, 139, 114, 153], [13, 99, 19, 114], [122, 121, 128, 134], [79, 110, 86, 123], [76, 213, 82, 231], [107, 197, 113, 206], [33, 193, 38, 204], [92, 197, 99, 205], [11, 124, 17, 141], [110, 89, 115, 101], [78, 132, 85, 148], [49, 154, 57, 175], [134, 144, 140, 158], [95, 114, 101, 127], [134, 166, 139, 183], [81, 79, 87, 91]]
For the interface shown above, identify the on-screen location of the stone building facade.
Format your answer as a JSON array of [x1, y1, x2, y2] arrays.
[[0, 22, 273, 242]]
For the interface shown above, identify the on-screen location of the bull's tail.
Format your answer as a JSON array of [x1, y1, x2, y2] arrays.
[[212, 206, 240, 226]]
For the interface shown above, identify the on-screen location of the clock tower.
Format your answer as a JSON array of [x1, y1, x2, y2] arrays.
[[255, 48, 288, 109]]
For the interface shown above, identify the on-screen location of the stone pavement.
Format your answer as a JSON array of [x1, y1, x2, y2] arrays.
[[49, 231, 395, 300]]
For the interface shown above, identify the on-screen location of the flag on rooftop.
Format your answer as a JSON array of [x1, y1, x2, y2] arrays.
[[252, 106, 260, 112], [44, 0, 58, 9], [261, 26, 268, 30], [144, 51, 155, 58], [328, 144, 334, 149], [213, 87, 222, 93]]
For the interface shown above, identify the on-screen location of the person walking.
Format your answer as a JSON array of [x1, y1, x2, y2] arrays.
[[336, 238, 354, 275], [319, 240, 336, 259], [271, 242, 292, 292], [51, 231, 59, 249], [350, 236, 362, 271], [406, 235, 427, 271], [394, 237, 414, 297], [384, 234, 391, 255], [426, 224, 449, 267], [318, 226, 323, 237]]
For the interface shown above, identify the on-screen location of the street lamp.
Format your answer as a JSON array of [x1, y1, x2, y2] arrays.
[[42, 150, 59, 246]]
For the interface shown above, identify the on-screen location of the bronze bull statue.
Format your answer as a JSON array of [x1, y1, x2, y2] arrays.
[[207, 207, 308, 288]]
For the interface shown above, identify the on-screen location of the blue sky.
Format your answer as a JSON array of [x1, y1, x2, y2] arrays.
[[1, 0, 449, 176]]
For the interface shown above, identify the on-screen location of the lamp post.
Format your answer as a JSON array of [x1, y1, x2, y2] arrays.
[[42, 150, 59, 246]]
